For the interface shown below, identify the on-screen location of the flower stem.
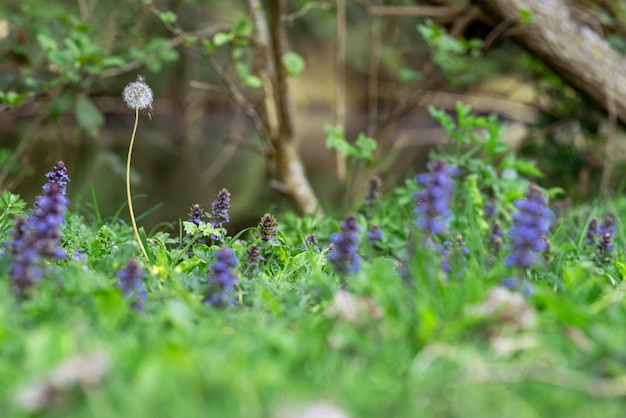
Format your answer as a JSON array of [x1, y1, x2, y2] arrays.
[[127, 106, 149, 261]]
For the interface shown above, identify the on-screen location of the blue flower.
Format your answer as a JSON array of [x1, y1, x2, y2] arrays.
[[43, 161, 70, 196], [328, 215, 361, 276], [586, 218, 598, 244], [439, 236, 469, 275], [505, 185, 554, 268], [246, 244, 264, 275], [500, 277, 533, 297], [29, 184, 68, 259], [598, 232, 614, 257], [5, 166, 69, 298], [258, 213, 278, 242], [6, 218, 42, 297], [599, 212, 616, 235], [367, 225, 384, 247], [210, 188, 231, 229], [117, 259, 146, 312], [414, 160, 458, 236], [205, 247, 238, 307], [188, 203, 205, 226], [302, 234, 320, 251]]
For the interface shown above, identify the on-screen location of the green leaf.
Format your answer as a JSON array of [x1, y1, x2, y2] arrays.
[[213, 32, 233, 47], [202, 39, 215, 53], [244, 75, 262, 89], [183, 221, 198, 236], [398, 67, 422, 83], [138, 227, 156, 264], [235, 62, 250, 79], [184, 36, 197, 48], [354, 134, 377, 161], [513, 159, 544, 178], [159, 11, 177, 24], [50, 90, 74, 119], [36, 33, 58, 52], [325, 125, 353, 155], [101, 56, 126, 68], [74, 93, 104, 137], [0, 91, 31, 107], [232, 18, 252, 36], [282, 52, 305, 77], [519, 8, 535, 24]]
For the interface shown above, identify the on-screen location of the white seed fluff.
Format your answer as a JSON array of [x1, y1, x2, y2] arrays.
[[122, 75, 154, 110]]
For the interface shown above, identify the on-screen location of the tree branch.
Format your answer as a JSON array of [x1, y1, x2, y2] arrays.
[[248, 0, 321, 215]]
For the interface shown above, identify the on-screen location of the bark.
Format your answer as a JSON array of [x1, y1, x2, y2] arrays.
[[476, 0, 626, 125], [248, 0, 320, 215]]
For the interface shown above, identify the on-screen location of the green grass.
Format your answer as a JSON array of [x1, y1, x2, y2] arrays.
[[2, 177, 626, 418], [3, 102, 626, 418]]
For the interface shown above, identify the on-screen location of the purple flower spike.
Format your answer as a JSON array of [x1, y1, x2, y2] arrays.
[[258, 213, 278, 242], [7, 218, 42, 297], [29, 184, 68, 259], [210, 188, 231, 229], [188, 203, 205, 226], [586, 218, 598, 244], [598, 232, 614, 256], [117, 259, 146, 312], [303, 234, 320, 251], [328, 215, 361, 276], [413, 160, 458, 236], [364, 177, 382, 207], [368, 225, 384, 247], [246, 244, 264, 275], [505, 185, 554, 268], [6, 164, 70, 298], [205, 247, 239, 307], [500, 277, 533, 297], [599, 212, 616, 235], [43, 161, 70, 196]]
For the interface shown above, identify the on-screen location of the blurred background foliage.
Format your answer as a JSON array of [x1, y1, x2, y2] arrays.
[[1, 0, 626, 231]]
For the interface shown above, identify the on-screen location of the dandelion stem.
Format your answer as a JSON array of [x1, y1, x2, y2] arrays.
[[126, 106, 149, 261]]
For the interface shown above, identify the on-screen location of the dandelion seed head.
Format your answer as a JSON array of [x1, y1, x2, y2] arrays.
[[122, 75, 153, 110]]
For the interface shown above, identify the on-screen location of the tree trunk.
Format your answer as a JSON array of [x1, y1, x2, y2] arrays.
[[248, 0, 320, 215], [476, 0, 626, 124]]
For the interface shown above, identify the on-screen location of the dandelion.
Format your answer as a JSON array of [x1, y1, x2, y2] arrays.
[[328, 215, 361, 278], [414, 159, 458, 236], [205, 247, 238, 307], [122, 75, 154, 110], [116, 259, 146, 312], [505, 185, 554, 268], [123, 75, 153, 261], [258, 213, 278, 242]]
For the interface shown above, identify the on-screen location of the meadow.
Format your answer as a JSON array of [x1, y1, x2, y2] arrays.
[[2, 103, 626, 418]]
